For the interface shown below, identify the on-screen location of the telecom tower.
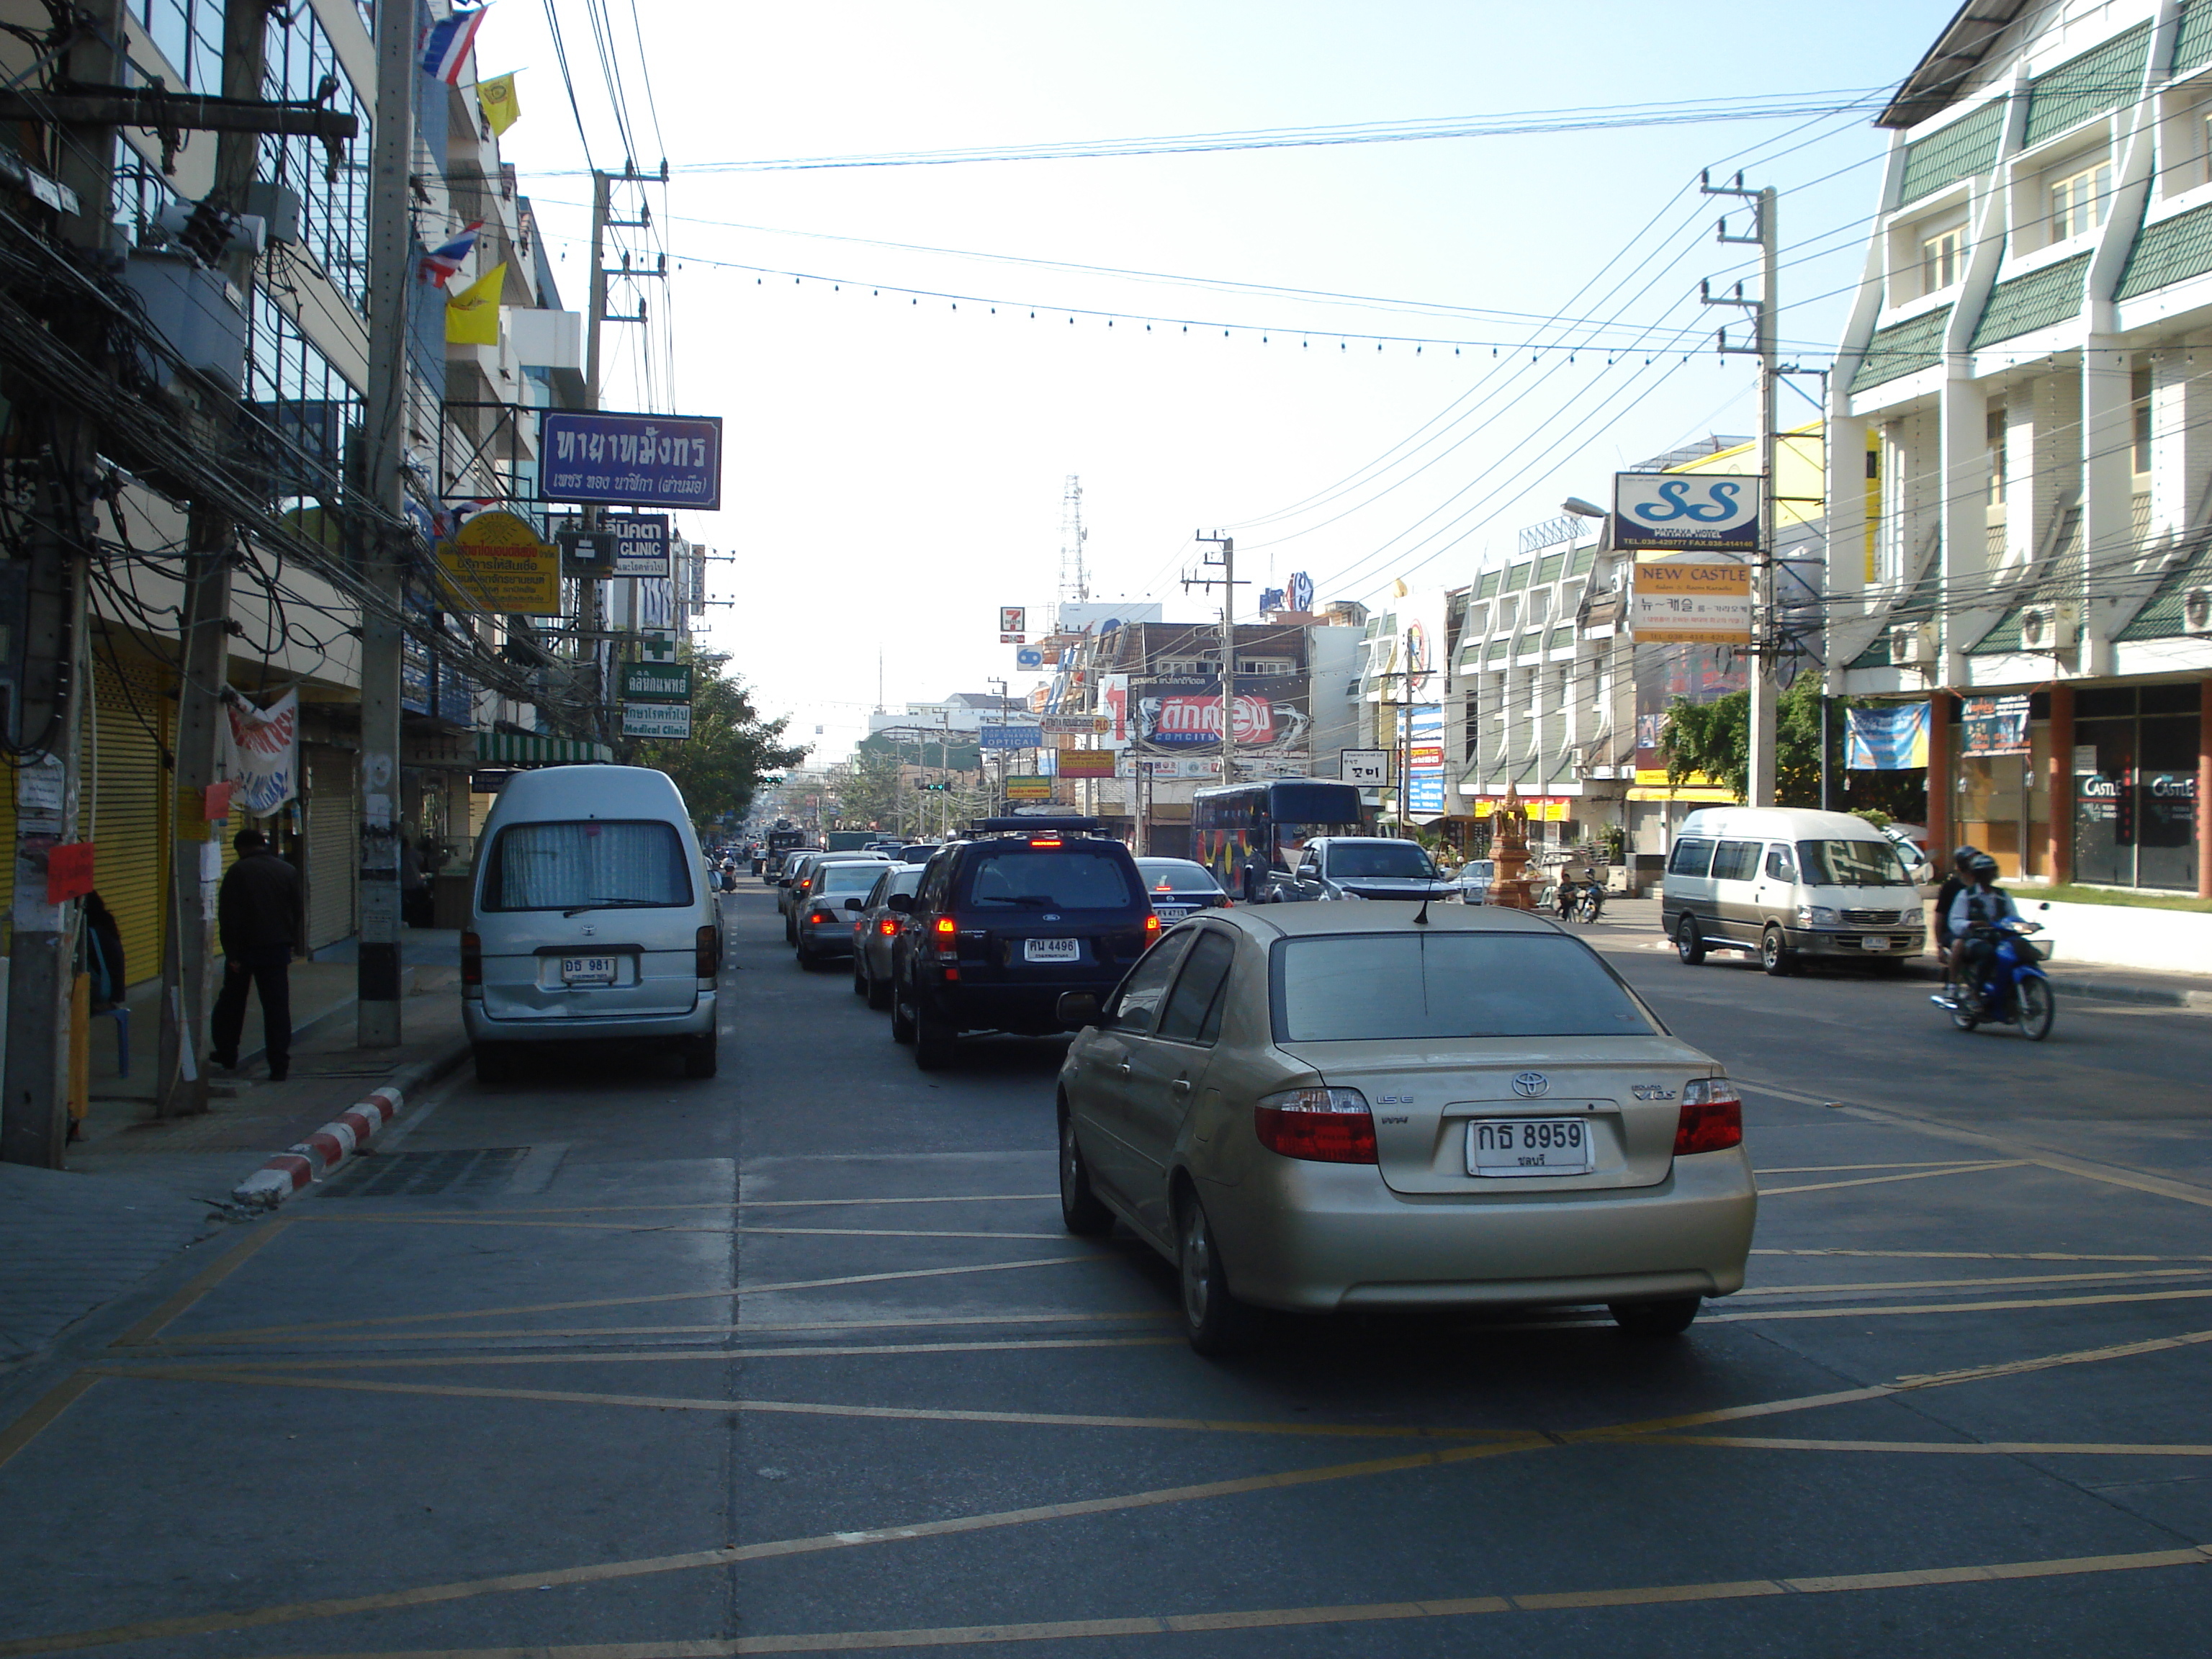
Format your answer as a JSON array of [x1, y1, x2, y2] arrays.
[[1059, 475, 1089, 608]]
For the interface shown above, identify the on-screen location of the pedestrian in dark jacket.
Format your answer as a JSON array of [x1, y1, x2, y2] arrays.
[[210, 827, 302, 1081]]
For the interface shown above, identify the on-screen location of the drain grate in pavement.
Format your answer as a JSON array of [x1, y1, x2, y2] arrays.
[[318, 1147, 531, 1198]]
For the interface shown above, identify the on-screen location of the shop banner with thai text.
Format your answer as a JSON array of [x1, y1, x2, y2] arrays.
[[1845, 701, 1931, 770]]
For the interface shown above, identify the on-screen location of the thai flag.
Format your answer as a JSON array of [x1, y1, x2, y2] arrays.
[[421, 6, 490, 86], [419, 220, 484, 287]]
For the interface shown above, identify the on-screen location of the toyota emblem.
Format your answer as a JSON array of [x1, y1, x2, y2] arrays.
[[1512, 1071, 1550, 1099]]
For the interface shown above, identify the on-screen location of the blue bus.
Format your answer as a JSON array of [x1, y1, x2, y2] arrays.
[[1191, 778, 1364, 900]]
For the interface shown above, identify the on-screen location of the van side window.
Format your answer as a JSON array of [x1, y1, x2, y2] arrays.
[[1711, 840, 1761, 882], [1764, 843, 1797, 882], [1666, 837, 1715, 878]]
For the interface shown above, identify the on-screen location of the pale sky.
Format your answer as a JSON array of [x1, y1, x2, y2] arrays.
[[480, 1, 1953, 763]]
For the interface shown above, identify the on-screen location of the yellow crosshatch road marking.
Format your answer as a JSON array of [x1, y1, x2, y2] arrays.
[[119, 1254, 1103, 1346], [1753, 1161, 2004, 1174], [1732, 1267, 2212, 1298], [1756, 1162, 2026, 1196], [25, 1544, 2212, 1658], [1645, 1435, 2212, 1457], [297, 1218, 1070, 1241], [109, 1334, 1183, 1372], [148, 1310, 1184, 1349], [1702, 1285, 2212, 1324]]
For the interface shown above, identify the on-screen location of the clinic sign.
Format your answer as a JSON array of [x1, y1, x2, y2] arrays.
[[542, 411, 722, 511], [1614, 471, 1762, 554], [608, 513, 670, 576]]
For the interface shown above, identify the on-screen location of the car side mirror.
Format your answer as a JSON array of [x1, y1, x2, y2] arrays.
[[885, 892, 914, 914], [844, 896, 864, 911], [1056, 992, 1100, 1029]]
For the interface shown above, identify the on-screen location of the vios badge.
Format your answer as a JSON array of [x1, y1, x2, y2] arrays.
[[1512, 1071, 1549, 1099]]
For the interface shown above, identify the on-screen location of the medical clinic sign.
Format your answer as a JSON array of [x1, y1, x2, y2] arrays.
[[542, 411, 723, 511]]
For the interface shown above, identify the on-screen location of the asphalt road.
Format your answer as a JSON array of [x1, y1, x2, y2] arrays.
[[4, 886, 2211, 1658]]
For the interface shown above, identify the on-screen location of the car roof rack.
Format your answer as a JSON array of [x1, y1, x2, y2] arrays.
[[968, 817, 1104, 835]]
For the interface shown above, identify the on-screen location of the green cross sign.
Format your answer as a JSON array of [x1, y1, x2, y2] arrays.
[[642, 629, 676, 661]]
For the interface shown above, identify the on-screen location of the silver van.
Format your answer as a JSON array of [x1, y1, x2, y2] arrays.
[[1660, 806, 1925, 975], [462, 765, 721, 1082]]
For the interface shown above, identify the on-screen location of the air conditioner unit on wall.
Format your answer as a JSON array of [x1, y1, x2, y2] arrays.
[[2018, 603, 2078, 652], [1887, 622, 1936, 667], [2183, 587, 2212, 636]]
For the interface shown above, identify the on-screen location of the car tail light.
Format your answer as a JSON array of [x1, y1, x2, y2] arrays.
[[808, 908, 837, 925], [1254, 1087, 1377, 1164], [461, 930, 482, 987], [1030, 837, 1062, 848], [934, 916, 956, 936], [878, 917, 899, 935], [1144, 913, 1160, 936], [695, 925, 721, 978], [1219, 897, 1234, 908], [1674, 1076, 1743, 1155]]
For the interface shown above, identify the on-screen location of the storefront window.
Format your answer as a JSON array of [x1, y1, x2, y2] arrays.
[[2072, 686, 2201, 891]]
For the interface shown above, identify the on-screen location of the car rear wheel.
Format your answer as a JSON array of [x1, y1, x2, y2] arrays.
[[680, 1031, 718, 1079], [850, 956, 868, 995], [1760, 925, 1794, 976], [1610, 1295, 1700, 1336], [914, 1000, 958, 1071], [1178, 1191, 1263, 1356], [1675, 914, 1706, 964], [1058, 1106, 1112, 1236], [866, 961, 894, 1011]]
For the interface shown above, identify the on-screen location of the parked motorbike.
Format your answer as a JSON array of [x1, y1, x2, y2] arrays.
[[1932, 916, 2054, 1040]]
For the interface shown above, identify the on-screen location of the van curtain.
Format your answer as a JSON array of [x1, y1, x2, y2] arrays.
[[1845, 703, 1931, 770]]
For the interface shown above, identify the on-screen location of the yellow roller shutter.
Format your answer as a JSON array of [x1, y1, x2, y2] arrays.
[[81, 660, 173, 992], [303, 743, 356, 951]]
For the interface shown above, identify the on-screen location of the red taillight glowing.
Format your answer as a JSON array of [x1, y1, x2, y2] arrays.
[[808, 909, 837, 925], [461, 930, 482, 986], [1254, 1088, 1376, 1164], [878, 917, 899, 935], [1673, 1077, 1743, 1156], [1144, 913, 1160, 935], [1029, 837, 1063, 848], [693, 924, 719, 979], [933, 916, 956, 936]]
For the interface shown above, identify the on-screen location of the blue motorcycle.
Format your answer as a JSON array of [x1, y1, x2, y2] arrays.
[[1933, 917, 2054, 1040]]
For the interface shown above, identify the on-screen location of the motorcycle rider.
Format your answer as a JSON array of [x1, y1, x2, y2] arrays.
[[1932, 845, 1981, 994], [1946, 853, 2018, 1007]]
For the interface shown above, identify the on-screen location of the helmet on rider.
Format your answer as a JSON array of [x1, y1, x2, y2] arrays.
[[1966, 853, 2000, 882], [1951, 845, 1982, 872]]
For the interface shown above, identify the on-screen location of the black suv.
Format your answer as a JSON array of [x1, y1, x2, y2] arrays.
[[887, 819, 1157, 1070]]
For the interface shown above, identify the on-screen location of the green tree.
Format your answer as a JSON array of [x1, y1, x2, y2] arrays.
[[628, 649, 808, 827], [1659, 678, 1928, 820], [831, 745, 907, 830]]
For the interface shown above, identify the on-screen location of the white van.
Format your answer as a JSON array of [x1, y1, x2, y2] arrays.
[[1659, 806, 1925, 975], [463, 765, 721, 1082]]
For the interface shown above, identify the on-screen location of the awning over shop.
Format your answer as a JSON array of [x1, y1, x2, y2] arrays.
[[473, 731, 616, 765]]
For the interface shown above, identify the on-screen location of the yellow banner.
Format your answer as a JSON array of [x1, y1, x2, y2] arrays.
[[437, 510, 560, 615], [446, 261, 506, 346], [477, 71, 521, 135]]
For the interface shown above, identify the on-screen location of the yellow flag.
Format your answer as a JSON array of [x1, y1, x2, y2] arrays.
[[446, 261, 506, 346], [1391, 577, 1409, 598], [477, 71, 521, 136]]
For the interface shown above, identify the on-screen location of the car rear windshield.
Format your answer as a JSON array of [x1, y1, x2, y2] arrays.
[[1273, 932, 1658, 1042], [1796, 839, 1910, 887], [817, 862, 892, 894], [1326, 842, 1437, 879], [961, 848, 1136, 911], [1137, 859, 1221, 891], [483, 820, 691, 912]]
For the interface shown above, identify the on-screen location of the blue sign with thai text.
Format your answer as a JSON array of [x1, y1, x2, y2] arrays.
[[541, 411, 723, 511]]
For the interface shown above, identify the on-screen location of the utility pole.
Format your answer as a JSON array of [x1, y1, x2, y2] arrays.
[[158, 0, 268, 1113], [356, 0, 417, 1047], [1, 4, 121, 1164], [1704, 172, 1779, 807], [1187, 534, 1244, 791]]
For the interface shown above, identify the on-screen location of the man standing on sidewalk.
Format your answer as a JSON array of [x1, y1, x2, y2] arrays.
[[211, 828, 302, 1082]]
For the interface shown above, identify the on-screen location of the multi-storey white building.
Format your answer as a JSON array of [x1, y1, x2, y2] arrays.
[[1833, 0, 2212, 896]]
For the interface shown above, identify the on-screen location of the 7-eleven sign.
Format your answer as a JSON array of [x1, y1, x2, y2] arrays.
[[640, 629, 678, 662]]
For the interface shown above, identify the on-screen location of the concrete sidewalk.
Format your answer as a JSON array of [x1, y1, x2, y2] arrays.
[[1583, 896, 2212, 1009], [0, 944, 470, 1370]]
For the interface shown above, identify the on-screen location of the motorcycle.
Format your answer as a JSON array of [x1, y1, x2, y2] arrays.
[[1932, 917, 2054, 1040], [1552, 876, 1606, 925]]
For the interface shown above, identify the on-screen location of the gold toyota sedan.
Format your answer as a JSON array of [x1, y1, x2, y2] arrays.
[[1056, 902, 1756, 1353]]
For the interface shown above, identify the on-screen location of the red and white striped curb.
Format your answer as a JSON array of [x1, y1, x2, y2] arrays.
[[232, 1085, 406, 1207]]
